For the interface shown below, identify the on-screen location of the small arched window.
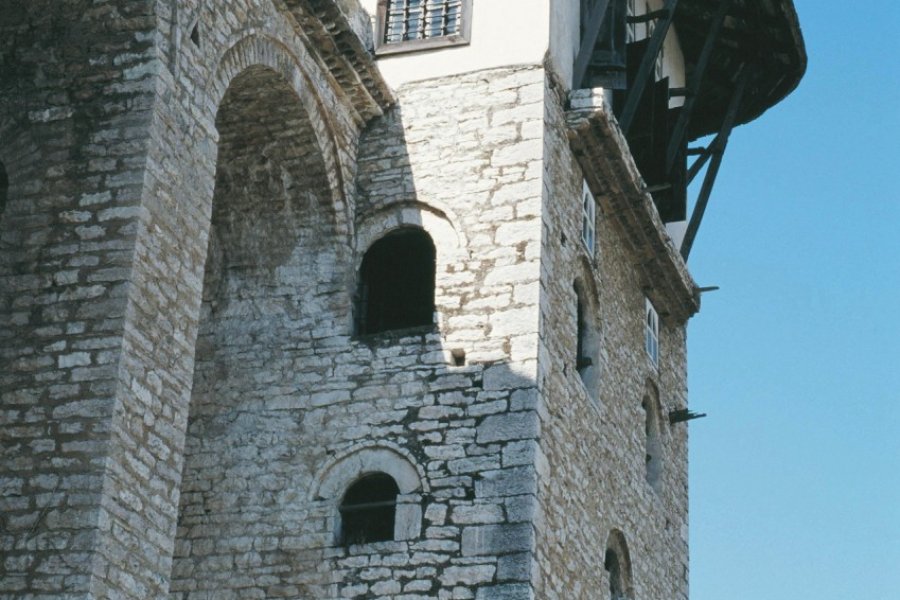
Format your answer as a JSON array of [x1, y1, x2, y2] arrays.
[[358, 227, 436, 335], [605, 530, 634, 600], [340, 473, 400, 545]]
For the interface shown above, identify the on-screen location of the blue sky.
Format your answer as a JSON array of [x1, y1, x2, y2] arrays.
[[687, 1, 900, 599]]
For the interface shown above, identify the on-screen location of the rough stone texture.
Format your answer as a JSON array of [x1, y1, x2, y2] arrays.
[[1, 2, 699, 599], [534, 76, 690, 600]]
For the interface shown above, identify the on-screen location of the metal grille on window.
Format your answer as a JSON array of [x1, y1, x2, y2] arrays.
[[384, 0, 463, 43]]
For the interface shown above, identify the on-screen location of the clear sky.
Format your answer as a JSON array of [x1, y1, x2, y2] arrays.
[[686, 1, 900, 599]]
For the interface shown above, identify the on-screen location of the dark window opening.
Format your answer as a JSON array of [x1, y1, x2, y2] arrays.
[[574, 281, 601, 398], [578, 0, 627, 89], [642, 395, 663, 490], [604, 532, 633, 600], [613, 39, 688, 223], [190, 23, 200, 47], [358, 228, 436, 335], [605, 548, 627, 600], [576, 291, 593, 372], [340, 473, 399, 545]]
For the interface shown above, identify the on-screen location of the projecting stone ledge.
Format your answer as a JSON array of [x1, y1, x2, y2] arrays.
[[282, 0, 395, 121], [566, 88, 700, 322]]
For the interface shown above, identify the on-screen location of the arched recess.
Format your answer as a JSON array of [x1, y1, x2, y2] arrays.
[[354, 202, 467, 335], [314, 445, 426, 544], [604, 529, 634, 600], [206, 34, 349, 234], [642, 380, 665, 492], [357, 227, 436, 334], [573, 264, 601, 400], [171, 52, 348, 595], [355, 201, 466, 265]]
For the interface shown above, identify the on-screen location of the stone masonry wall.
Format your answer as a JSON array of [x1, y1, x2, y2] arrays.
[[1, 0, 371, 598], [170, 65, 548, 599], [1, 2, 163, 596], [533, 73, 690, 600]]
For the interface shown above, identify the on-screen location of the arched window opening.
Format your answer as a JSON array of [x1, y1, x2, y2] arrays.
[[340, 473, 399, 545], [358, 228, 436, 335], [642, 393, 663, 491], [0, 160, 8, 218], [605, 548, 625, 600], [605, 530, 633, 600]]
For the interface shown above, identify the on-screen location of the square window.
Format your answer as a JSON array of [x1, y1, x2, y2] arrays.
[[582, 180, 597, 255], [376, 0, 473, 55], [645, 297, 659, 367]]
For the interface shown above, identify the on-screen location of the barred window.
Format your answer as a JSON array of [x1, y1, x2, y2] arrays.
[[340, 473, 399, 545], [376, 0, 472, 54]]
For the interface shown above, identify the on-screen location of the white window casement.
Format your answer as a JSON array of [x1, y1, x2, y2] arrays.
[[376, 0, 473, 55], [644, 297, 659, 367], [582, 179, 597, 256]]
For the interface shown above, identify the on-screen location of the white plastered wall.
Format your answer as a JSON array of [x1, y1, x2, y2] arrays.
[[359, 0, 550, 87]]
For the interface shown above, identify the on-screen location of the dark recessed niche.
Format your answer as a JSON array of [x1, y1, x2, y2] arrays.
[[357, 227, 436, 335], [190, 23, 200, 47], [340, 473, 399, 545]]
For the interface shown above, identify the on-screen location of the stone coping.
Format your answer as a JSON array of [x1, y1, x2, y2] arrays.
[[281, 0, 395, 120]]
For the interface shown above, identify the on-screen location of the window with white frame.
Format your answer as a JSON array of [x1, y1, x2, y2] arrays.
[[377, 0, 473, 54], [582, 180, 596, 255], [644, 297, 659, 366]]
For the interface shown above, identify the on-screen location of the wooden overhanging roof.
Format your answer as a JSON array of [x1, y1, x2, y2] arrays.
[[677, 0, 806, 140]]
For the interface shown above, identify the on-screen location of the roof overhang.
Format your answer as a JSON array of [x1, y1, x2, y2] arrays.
[[677, 0, 807, 139]]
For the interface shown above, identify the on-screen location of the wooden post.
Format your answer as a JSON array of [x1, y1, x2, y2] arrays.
[[618, 0, 679, 135], [680, 64, 752, 261], [573, 0, 613, 88], [665, 0, 735, 173]]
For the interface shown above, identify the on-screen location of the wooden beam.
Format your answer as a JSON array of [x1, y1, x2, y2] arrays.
[[573, 0, 613, 89], [686, 145, 713, 183], [680, 64, 752, 261], [618, 0, 679, 135], [665, 0, 735, 173]]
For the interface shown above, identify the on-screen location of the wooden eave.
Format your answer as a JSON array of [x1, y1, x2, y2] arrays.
[[281, 0, 395, 122], [567, 96, 701, 323], [677, 0, 806, 139]]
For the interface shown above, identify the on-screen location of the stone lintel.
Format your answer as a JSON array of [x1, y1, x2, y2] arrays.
[[280, 0, 395, 122], [565, 90, 700, 323]]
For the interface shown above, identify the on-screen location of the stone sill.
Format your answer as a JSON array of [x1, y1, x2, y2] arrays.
[[565, 89, 700, 323]]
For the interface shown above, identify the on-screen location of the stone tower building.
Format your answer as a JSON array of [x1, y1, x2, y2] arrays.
[[0, 1, 805, 599]]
